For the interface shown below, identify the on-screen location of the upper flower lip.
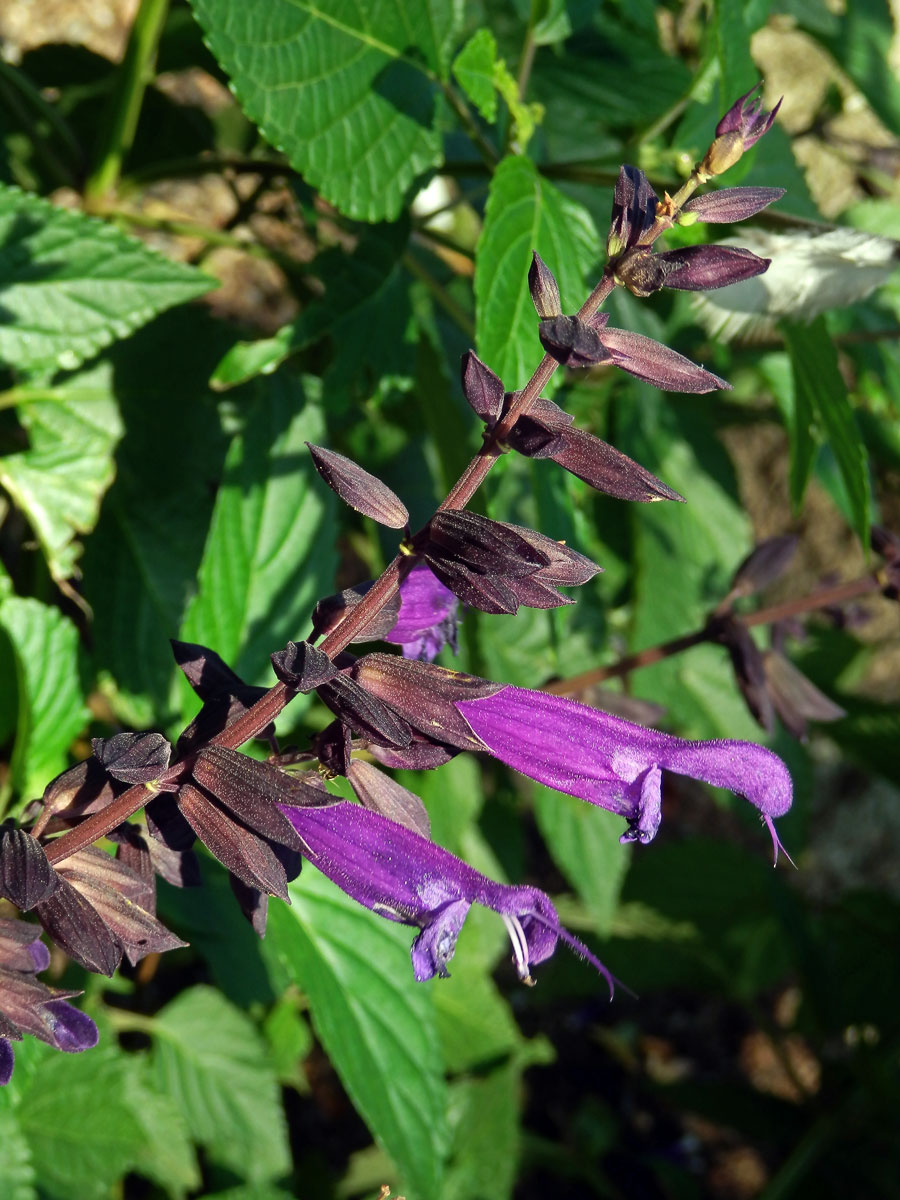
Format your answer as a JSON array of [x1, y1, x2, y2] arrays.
[[455, 685, 793, 862]]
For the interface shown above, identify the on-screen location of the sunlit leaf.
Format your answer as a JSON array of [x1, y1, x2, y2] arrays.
[[189, 0, 462, 221], [0, 183, 213, 374]]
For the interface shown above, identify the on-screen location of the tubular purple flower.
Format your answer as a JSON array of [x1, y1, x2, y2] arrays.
[[279, 800, 616, 991], [385, 563, 459, 662], [456, 687, 793, 862]]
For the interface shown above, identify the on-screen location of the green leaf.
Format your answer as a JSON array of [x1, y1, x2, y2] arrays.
[[443, 1064, 521, 1200], [823, 0, 900, 134], [452, 29, 497, 122], [620, 393, 758, 739], [783, 317, 870, 546], [475, 155, 599, 390], [0, 1109, 36, 1200], [0, 362, 122, 583], [179, 372, 336, 691], [715, 0, 756, 101], [11, 1038, 146, 1200], [189, 0, 462, 222], [80, 310, 231, 726], [0, 182, 213, 374], [151, 985, 291, 1184], [0, 596, 89, 803], [211, 222, 409, 391], [534, 785, 630, 935], [266, 868, 450, 1200], [123, 1063, 202, 1198], [433, 961, 522, 1073]]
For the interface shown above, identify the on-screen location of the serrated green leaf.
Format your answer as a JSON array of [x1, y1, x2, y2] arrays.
[[0, 183, 214, 374], [179, 372, 336, 693], [123, 1063, 202, 1198], [534, 785, 629, 935], [189, 0, 462, 222], [0, 596, 89, 803], [0, 1109, 36, 1200], [151, 985, 291, 1184], [0, 362, 122, 583], [783, 318, 870, 546], [11, 1039, 145, 1200], [452, 29, 498, 123], [267, 868, 449, 1200], [475, 155, 599, 390]]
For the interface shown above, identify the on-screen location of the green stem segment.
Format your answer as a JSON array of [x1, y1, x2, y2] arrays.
[[84, 0, 170, 207]]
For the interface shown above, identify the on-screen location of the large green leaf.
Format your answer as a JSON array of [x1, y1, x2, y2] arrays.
[[0, 362, 122, 583], [0, 596, 89, 804], [475, 155, 599, 391], [9, 1038, 146, 1200], [179, 372, 336, 693], [189, 0, 462, 221], [267, 868, 450, 1200], [782, 317, 870, 547], [0, 183, 213, 374], [534, 785, 630, 935], [151, 986, 291, 1184]]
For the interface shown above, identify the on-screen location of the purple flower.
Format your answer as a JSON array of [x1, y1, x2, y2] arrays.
[[456, 687, 792, 862], [715, 84, 782, 149], [384, 563, 460, 662], [0, 917, 99, 1085], [279, 800, 616, 991]]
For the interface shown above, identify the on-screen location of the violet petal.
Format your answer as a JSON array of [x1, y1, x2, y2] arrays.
[[279, 801, 615, 989], [457, 686, 793, 862]]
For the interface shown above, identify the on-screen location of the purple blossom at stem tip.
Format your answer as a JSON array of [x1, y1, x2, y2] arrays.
[[456, 687, 793, 864], [278, 800, 617, 992], [716, 84, 782, 149]]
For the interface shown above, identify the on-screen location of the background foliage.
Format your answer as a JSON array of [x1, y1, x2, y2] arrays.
[[1, 0, 899, 1197]]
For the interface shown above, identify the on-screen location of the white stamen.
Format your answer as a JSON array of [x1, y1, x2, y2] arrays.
[[501, 914, 533, 983]]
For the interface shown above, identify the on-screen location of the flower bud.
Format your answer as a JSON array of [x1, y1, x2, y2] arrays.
[[528, 252, 562, 318]]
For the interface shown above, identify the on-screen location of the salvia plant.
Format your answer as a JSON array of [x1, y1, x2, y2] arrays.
[[1, 2, 899, 1197]]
